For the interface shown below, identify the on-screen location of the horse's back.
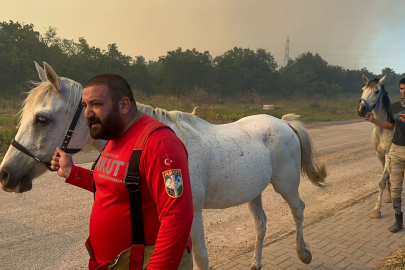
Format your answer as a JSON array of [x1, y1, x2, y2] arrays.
[[185, 114, 301, 209]]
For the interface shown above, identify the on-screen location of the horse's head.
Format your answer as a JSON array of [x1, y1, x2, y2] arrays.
[[358, 74, 386, 117], [0, 62, 93, 193]]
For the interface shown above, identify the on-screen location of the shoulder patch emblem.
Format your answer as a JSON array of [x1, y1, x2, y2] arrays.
[[162, 169, 183, 198]]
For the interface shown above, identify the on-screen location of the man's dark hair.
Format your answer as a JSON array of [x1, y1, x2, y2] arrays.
[[84, 74, 135, 104], [400, 78, 405, 86]]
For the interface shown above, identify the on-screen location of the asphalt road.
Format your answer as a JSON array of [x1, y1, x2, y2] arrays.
[[0, 118, 380, 269]]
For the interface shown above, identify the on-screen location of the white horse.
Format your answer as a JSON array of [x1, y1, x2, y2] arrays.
[[358, 75, 393, 219], [0, 62, 327, 270]]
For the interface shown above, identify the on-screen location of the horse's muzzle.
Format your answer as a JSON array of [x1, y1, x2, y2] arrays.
[[0, 171, 32, 193], [358, 105, 367, 117]]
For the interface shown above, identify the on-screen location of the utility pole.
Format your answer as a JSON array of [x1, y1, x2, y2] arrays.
[[283, 35, 290, 67]]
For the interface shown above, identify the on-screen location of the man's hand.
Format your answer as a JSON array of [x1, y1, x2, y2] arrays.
[[401, 114, 405, 123], [364, 112, 374, 122], [51, 147, 73, 178]]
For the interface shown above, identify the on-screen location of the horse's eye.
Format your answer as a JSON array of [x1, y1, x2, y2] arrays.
[[35, 116, 49, 124], [375, 90, 379, 94]]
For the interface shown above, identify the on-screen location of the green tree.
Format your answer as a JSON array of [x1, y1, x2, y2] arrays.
[[213, 47, 278, 96], [2, 20, 404, 100], [280, 52, 345, 98], [157, 48, 214, 95], [0, 21, 47, 96], [130, 56, 153, 94], [147, 60, 162, 76]]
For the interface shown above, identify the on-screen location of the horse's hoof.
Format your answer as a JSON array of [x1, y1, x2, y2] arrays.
[[250, 265, 261, 270], [371, 210, 381, 219], [384, 197, 392, 203], [299, 250, 312, 264]]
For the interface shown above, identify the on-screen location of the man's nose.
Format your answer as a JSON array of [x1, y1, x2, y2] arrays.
[[84, 107, 95, 119]]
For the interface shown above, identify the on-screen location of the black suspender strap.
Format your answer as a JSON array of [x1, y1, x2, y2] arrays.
[[126, 149, 144, 245], [126, 122, 171, 245]]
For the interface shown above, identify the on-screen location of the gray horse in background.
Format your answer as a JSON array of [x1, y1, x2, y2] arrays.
[[358, 74, 393, 219]]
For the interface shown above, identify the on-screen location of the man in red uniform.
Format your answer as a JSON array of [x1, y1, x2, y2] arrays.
[[51, 74, 194, 269]]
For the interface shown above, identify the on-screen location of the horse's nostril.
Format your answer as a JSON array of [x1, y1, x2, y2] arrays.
[[0, 171, 9, 183]]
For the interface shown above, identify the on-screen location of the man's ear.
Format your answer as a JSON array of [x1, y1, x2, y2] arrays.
[[119, 97, 131, 115]]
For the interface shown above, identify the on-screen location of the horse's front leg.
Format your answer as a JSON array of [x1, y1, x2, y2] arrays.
[[384, 173, 392, 203], [383, 154, 392, 203], [247, 194, 267, 270], [191, 211, 209, 270], [371, 165, 390, 218]]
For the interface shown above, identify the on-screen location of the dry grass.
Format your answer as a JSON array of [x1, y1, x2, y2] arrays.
[[378, 246, 405, 270], [134, 90, 364, 124]]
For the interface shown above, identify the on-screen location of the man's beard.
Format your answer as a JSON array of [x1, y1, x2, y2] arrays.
[[87, 108, 125, 140]]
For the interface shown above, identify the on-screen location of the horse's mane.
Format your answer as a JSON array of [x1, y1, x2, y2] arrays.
[[136, 103, 199, 140], [381, 84, 391, 115], [18, 78, 83, 127]]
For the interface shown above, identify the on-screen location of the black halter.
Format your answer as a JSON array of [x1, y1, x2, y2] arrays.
[[11, 102, 84, 171]]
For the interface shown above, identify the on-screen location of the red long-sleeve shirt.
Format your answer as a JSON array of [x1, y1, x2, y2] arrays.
[[66, 115, 193, 269]]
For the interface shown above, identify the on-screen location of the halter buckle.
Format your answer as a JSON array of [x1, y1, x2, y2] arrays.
[[65, 129, 74, 138]]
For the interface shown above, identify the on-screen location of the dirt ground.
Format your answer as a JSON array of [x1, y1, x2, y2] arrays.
[[0, 120, 386, 270]]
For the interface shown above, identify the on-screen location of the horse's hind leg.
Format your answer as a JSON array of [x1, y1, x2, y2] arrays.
[[247, 194, 267, 270], [191, 211, 209, 270], [274, 183, 311, 264], [289, 197, 311, 264]]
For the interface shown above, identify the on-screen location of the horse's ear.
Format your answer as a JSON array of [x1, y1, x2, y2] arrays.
[[34, 61, 47, 82], [43, 62, 65, 93], [379, 75, 386, 86], [362, 74, 370, 85]]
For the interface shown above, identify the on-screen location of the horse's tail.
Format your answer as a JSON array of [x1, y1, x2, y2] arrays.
[[191, 106, 199, 115], [282, 114, 327, 188]]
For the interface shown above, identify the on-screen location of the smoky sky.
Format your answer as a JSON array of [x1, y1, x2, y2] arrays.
[[2, 0, 405, 73]]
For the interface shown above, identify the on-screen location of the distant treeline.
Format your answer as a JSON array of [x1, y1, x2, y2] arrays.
[[1, 20, 404, 99]]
